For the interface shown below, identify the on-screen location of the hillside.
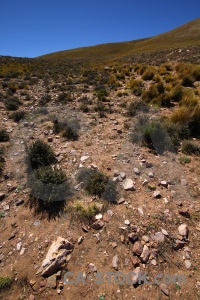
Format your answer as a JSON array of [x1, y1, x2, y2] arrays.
[[0, 17, 200, 300], [39, 18, 200, 61]]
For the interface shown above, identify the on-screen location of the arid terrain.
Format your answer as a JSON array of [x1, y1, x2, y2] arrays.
[[0, 19, 200, 300]]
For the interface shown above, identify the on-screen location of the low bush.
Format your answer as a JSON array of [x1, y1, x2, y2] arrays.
[[10, 110, 25, 122], [4, 97, 21, 110], [57, 92, 72, 104], [0, 129, 9, 142], [53, 118, 80, 141], [39, 94, 51, 106], [182, 141, 200, 156], [0, 147, 5, 175], [129, 78, 143, 96], [141, 66, 156, 80], [28, 166, 72, 213], [28, 139, 57, 169], [0, 276, 13, 291], [76, 168, 117, 201], [127, 99, 149, 117]]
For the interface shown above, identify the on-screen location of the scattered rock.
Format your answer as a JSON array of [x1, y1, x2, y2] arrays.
[[153, 191, 161, 198], [91, 220, 104, 230], [140, 245, 150, 263], [150, 232, 165, 242], [40, 237, 74, 277], [134, 168, 140, 175], [88, 263, 97, 272], [178, 224, 189, 237], [118, 197, 125, 204], [132, 241, 143, 256], [78, 236, 84, 245], [160, 283, 170, 296], [112, 255, 119, 270], [185, 260, 191, 269], [123, 179, 135, 191], [46, 274, 57, 289], [128, 233, 138, 243], [181, 179, 188, 186], [16, 199, 24, 206]]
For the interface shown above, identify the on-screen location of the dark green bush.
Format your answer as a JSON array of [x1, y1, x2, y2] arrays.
[[28, 166, 72, 213], [4, 97, 21, 111], [0, 147, 5, 175], [28, 139, 57, 169], [57, 92, 72, 104], [77, 168, 117, 201], [10, 110, 25, 122], [0, 129, 9, 142], [143, 121, 172, 153]]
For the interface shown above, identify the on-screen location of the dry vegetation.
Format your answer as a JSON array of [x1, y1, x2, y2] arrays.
[[0, 20, 200, 300]]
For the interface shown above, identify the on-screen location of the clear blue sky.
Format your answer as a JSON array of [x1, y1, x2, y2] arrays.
[[0, 0, 199, 58]]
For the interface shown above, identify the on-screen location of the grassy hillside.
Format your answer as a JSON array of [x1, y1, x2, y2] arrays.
[[39, 18, 200, 60]]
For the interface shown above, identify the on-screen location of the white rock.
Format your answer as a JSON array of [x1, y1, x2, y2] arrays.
[[80, 156, 89, 162], [123, 179, 135, 191], [185, 260, 191, 269], [112, 255, 119, 270], [178, 224, 189, 237]]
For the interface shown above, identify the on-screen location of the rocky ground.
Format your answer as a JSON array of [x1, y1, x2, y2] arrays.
[[0, 56, 200, 300]]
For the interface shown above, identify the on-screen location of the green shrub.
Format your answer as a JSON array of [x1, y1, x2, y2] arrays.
[[28, 139, 57, 169], [0, 276, 13, 291], [76, 168, 117, 201], [28, 166, 72, 211], [71, 201, 100, 220], [143, 121, 173, 153], [80, 103, 90, 113], [127, 99, 149, 117], [0, 129, 9, 142], [182, 141, 200, 156], [4, 97, 21, 110], [0, 147, 5, 175], [57, 92, 72, 104], [53, 118, 80, 141], [39, 94, 51, 106], [10, 110, 25, 122], [178, 156, 191, 165]]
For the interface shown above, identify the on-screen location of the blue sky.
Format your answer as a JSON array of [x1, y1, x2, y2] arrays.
[[0, 0, 199, 58]]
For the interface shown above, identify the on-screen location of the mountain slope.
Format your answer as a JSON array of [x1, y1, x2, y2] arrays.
[[39, 18, 200, 60]]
